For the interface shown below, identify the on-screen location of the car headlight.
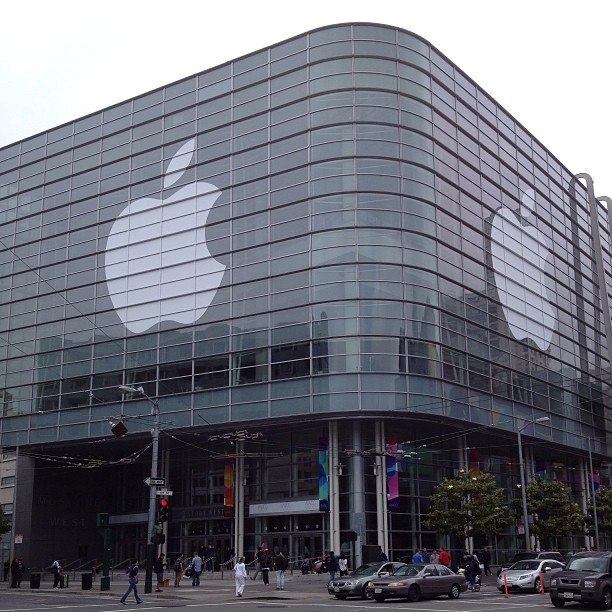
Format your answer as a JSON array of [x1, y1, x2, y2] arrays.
[[518, 575, 531, 580], [584, 580, 597, 588], [387, 582, 402, 587], [345, 580, 358, 586]]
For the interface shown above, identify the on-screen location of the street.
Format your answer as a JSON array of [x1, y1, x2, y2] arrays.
[[0, 572, 573, 611]]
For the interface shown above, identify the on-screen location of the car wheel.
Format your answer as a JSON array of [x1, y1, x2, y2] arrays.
[[334, 594, 347, 600], [362, 581, 374, 600], [374, 595, 385, 602], [601, 587, 612, 610], [551, 598, 566, 608], [534, 577, 542, 594], [407, 584, 421, 602], [448, 583, 461, 599]]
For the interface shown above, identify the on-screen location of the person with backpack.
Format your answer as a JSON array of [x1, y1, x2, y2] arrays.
[[173, 554, 185, 587], [120, 559, 143, 605], [326, 551, 338, 585], [274, 551, 288, 591]]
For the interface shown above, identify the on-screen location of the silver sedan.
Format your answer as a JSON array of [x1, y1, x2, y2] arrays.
[[329, 562, 407, 600], [497, 559, 564, 593]]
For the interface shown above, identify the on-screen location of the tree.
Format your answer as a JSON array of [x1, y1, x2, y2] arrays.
[[0, 505, 10, 537], [586, 484, 612, 538], [424, 470, 508, 543], [523, 476, 585, 546]]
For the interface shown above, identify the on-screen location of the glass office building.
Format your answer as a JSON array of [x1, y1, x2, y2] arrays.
[[1, 23, 611, 568]]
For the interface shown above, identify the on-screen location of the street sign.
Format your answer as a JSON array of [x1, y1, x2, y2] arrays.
[[14, 534, 23, 544], [144, 477, 165, 487], [156, 489, 173, 496]]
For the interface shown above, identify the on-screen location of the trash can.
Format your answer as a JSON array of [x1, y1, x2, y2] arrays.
[[81, 572, 92, 590], [60, 574, 69, 588], [30, 573, 41, 589]]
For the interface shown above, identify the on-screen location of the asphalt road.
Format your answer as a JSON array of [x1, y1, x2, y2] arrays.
[[0, 573, 574, 611]]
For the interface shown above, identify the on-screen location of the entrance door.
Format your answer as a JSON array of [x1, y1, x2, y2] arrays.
[[293, 534, 324, 566]]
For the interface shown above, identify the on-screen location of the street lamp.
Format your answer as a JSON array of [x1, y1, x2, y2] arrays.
[[517, 416, 549, 551], [119, 385, 160, 595]]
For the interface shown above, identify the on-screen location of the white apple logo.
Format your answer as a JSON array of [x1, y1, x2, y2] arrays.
[[104, 139, 226, 333], [490, 188, 556, 350]]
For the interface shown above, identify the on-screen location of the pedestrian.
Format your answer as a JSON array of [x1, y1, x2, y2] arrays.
[[173, 555, 184, 587], [15, 559, 24, 587], [438, 547, 451, 567], [412, 549, 423, 564], [154, 553, 165, 592], [51, 558, 62, 589], [422, 548, 431, 563], [274, 551, 288, 590], [205, 545, 215, 574], [326, 550, 338, 585], [234, 556, 247, 597], [3, 560, 9, 581], [430, 549, 439, 564], [481, 547, 491, 576], [191, 551, 203, 586], [261, 548, 271, 585], [120, 559, 143, 605], [300, 554, 311, 575], [338, 553, 349, 576], [251, 546, 263, 581], [10, 559, 18, 588]]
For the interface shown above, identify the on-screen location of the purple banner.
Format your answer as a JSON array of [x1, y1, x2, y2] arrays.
[[386, 435, 400, 512], [319, 437, 329, 512]]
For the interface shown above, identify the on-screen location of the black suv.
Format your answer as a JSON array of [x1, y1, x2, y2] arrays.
[[548, 550, 612, 608], [497, 551, 566, 576]]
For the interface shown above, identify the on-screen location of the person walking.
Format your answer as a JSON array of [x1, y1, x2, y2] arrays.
[[205, 545, 215, 574], [274, 551, 288, 591], [154, 553, 165, 592], [438, 547, 451, 567], [51, 558, 62, 589], [481, 547, 491, 576], [261, 548, 271, 585], [234, 556, 247, 597], [326, 551, 338, 585], [251, 546, 263, 581], [412, 549, 423, 564], [338, 553, 349, 576], [3, 560, 9, 581], [15, 559, 24, 587], [191, 551, 203, 586], [173, 555, 184, 587], [120, 559, 143, 605]]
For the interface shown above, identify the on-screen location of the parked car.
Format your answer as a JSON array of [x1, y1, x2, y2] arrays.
[[328, 561, 406, 600], [366, 563, 467, 602], [497, 551, 566, 576], [548, 550, 612, 608], [497, 559, 565, 593]]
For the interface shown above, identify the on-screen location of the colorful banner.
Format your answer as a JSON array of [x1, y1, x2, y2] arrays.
[[319, 437, 329, 512], [468, 449, 480, 476], [224, 457, 235, 517], [386, 435, 400, 512]]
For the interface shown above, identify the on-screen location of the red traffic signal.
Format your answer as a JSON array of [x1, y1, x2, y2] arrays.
[[159, 498, 169, 522]]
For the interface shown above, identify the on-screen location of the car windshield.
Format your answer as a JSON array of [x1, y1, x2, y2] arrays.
[[352, 564, 381, 577], [509, 561, 540, 571], [392, 565, 422, 577], [512, 553, 537, 562], [566, 557, 609, 573]]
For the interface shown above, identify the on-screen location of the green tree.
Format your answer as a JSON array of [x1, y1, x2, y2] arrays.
[[424, 470, 508, 542], [586, 484, 612, 538], [523, 476, 585, 546], [0, 505, 10, 537]]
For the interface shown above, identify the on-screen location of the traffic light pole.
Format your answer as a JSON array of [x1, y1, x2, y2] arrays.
[[144, 397, 160, 595]]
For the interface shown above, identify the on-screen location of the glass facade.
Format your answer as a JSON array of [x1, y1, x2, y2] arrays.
[[1, 23, 611, 566]]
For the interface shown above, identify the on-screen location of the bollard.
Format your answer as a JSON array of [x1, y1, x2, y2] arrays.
[[540, 571, 545, 594], [503, 572, 509, 598]]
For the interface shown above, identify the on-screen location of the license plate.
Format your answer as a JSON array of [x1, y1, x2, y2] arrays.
[[564, 592, 574, 600], [334, 587, 339, 593], [375, 588, 382, 594]]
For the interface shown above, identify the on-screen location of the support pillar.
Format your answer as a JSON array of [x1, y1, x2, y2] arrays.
[[328, 421, 340, 554], [350, 421, 365, 568], [375, 422, 388, 558], [234, 440, 245, 559]]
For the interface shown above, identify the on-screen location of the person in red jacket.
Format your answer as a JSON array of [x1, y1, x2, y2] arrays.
[[438, 547, 451, 567]]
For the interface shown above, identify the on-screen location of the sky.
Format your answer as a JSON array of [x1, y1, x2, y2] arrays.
[[1, 0, 610, 198]]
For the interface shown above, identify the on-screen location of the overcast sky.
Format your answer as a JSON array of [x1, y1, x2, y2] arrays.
[[1, 0, 610, 198]]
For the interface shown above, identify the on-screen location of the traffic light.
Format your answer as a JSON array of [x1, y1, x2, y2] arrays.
[[155, 533, 166, 545], [159, 498, 169, 522]]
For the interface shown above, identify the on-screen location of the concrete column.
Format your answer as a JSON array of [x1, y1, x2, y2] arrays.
[[234, 441, 245, 558], [328, 421, 340, 554], [351, 421, 365, 567]]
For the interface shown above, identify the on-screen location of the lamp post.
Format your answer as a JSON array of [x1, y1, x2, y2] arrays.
[[517, 416, 549, 551], [588, 438, 600, 550], [119, 385, 160, 595]]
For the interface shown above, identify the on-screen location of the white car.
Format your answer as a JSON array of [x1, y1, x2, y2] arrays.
[[497, 559, 564, 593]]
